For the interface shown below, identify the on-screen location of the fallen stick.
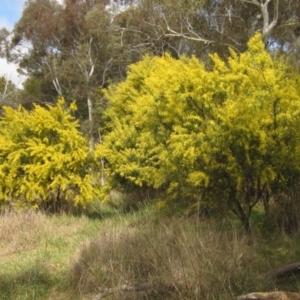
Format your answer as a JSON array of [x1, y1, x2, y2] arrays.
[[237, 291, 300, 300], [264, 262, 300, 280], [91, 281, 185, 300]]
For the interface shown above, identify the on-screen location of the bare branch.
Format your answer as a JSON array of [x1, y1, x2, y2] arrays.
[[241, 0, 260, 7], [91, 282, 186, 300], [161, 13, 241, 52], [88, 38, 95, 78], [0, 74, 21, 108], [242, 0, 279, 38], [163, 15, 213, 45], [265, 0, 279, 37], [99, 58, 113, 88], [92, 283, 154, 300], [43, 58, 63, 95]]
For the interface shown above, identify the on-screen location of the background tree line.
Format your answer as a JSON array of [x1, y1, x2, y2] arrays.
[[2, 0, 300, 112]]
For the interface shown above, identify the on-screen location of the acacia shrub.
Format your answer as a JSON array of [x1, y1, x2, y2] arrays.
[[101, 33, 300, 231], [0, 98, 102, 211]]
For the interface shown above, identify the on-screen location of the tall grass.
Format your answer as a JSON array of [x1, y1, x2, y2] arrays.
[[69, 212, 278, 300], [1, 207, 300, 299]]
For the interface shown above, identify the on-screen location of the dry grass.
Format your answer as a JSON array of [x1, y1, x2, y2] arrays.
[[70, 215, 269, 300], [0, 210, 101, 300], [1, 208, 300, 299]]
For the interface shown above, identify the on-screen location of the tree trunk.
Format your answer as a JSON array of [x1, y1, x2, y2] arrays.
[[231, 198, 252, 234], [87, 95, 94, 150]]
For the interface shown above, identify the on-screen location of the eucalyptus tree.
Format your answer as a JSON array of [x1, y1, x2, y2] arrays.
[[10, 0, 65, 103], [2, 0, 300, 119], [110, 0, 300, 62], [5, 0, 300, 108], [8, 0, 115, 148], [0, 76, 20, 108]]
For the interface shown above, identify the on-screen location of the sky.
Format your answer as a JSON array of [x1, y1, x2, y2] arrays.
[[0, 0, 121, 88], [0, 0, 26, 87]]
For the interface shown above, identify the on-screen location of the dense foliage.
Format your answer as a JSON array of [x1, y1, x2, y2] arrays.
[[0, 98, 102, 210], [1, 0, 300, 229], [102, 33, 300, 231]]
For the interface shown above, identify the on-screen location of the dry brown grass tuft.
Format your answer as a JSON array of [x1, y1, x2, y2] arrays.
[[0, 211, 48, 256], [0, 211, 92, 259], [70, 217, 263, 299]]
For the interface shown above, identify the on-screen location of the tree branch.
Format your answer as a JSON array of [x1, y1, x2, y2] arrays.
[[99, 58, 113, 89], [91, 282, 186, 300], [92, 283, 154, 300], [263, 262, 300, 280], [241, 0, 260, 7], [162, 15, 240, 52], [163, 15, 213, 45], [242, 0, 279, 38], [44, 59, 63, 96]]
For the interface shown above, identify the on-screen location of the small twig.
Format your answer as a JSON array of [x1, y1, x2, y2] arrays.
[[91, 281, 186, 300], [91, 283, 154, 300]]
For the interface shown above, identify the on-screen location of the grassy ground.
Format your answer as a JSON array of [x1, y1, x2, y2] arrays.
[[1, 207, 300, 300], [0, 211, 100, 300]]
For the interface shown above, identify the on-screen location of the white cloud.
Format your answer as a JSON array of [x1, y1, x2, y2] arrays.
[[0, 58, 26, 88], [0, 0, 63, 87], [0, 16, 12, 30], [0, 0, 27, 87]]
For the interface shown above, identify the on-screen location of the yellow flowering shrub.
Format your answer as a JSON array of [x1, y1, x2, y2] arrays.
[[101, 33, 300, 231], [0, 98, 102, 210]]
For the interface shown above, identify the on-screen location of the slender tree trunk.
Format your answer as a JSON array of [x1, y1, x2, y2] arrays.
[[98, 129, 105, 186], [243, 216, 251, 235], [231, 199, 252, 234], [87, 95, 94, 150]]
